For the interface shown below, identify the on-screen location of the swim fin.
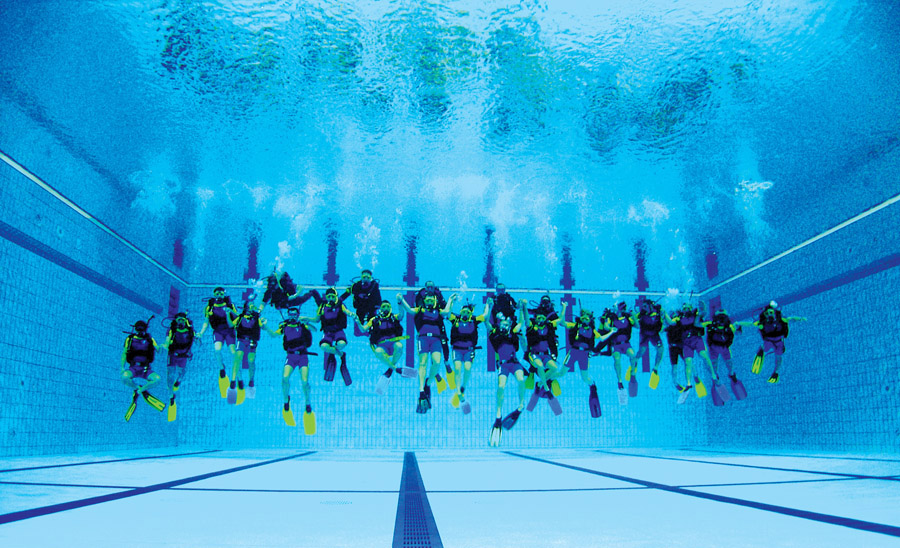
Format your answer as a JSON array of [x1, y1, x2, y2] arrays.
[[461, 400, 472, 415], [751, 348, 764, 375], [711, 382, 724, 406], [767, 372, 780, 384], [303, 405, 316, 436], [501, 409, 521, 430], [424, 384, 432, 409], [617, 385, 628, 406], [550, 379, 562, 397], [173, 380, 181, 393], [677, 385, 691, 405], [142, 391, 166, 411], [548, 395, 563, 416], [397, 367, 417, 378], [218, 369, 229, 398], [524, 367, 536, 390], [629, 376, 638, 398], [226, 381, 237, 404], [694, 378, 708, 398], [247, 382, 256, 399], [324, 354, 336, 382], [715, 381, 731, 403], [450, 392, 460, 408], [489, 418, 503, 447], [649, 369, 660, 390], [445, 364, 457, 390], [375, 369, 393, 395], [589, 385, 602, 418], [282, 402, 296, 427], [526, 389, 541, 411], [416, 391, 429, 414], [730, 374, 747, 400], [124, 391, 138, 422], [624, 366, 632, 382], [435, 374, 447, 394], [236, 380, 246, 405], [340, 354, 352, 386], [167, 397, 177, 422]]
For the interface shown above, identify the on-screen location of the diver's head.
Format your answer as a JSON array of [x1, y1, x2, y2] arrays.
[[287, 307, 300, 319], [325, 287, 338, 304], [640, 300, 653, 313], [540, 295, 551, 306], [379, 300, 392, 315], [617, 301, 627, 313], [424, 294, 437, 308], [425, 281, 436, 291], [715, 309, 729, 319], [213, 287, 226, 302], [764, 307, 777, 321], [579, 309, 593, 323], [133, 320, 148, 334], [243, 302, 257, 315], [360, 269, 373, 284], [498, 315, 512, 331], [174, 312, 188, 328], [496, 283, 506, 295], [535, 313, 547, 326], [461, 304, 474, 319]]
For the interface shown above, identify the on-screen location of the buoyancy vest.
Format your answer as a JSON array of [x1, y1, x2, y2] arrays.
[[168, 325, 194, 356], [236, 312, 262, 341], [526, 322, 558, 356], [638, 309, 663, 334], [414, 307, 444, 337], [319, 302, 347, 332], [450, 316, 479, 348], [707, 316, 734, 347], [369, 313, 403, 345], [206, 297, 234, 330], [126, 333, 155, 364], [489, 327, 520, 360], [567, 320, 595, 350], [281, 320, 312, 352], [759, 310, 789, 339]]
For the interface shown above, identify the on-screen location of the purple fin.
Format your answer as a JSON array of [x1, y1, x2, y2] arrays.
[[589, 391, 601, 418], [628, 376, 638, 398], [461, 401, 472, 414], [526, 390, 541, 411], [324, 354, 336, 382], [711, 383, 724, 406], [398, 367, 417, 378], [548, 396, 563, 416], [716, 382, 731, 403], [732, 378, 748, 400]]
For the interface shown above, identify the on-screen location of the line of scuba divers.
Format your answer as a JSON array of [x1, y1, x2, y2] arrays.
[[119, 268, 807, 445]]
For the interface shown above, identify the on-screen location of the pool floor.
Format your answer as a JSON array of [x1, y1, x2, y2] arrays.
[[1, 448, 899, 547]]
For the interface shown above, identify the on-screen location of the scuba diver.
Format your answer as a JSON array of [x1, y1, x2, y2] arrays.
[[162, 312, 195, 422], [666, 302, 719, 404], [398, 289, 457, 414], [197, 287, 238, 399], [527, 294, 560, 322], [356, 299, 415, 395], [229, 301, 267, 404], [740, 301, 807, 384], [489, 282, 518, 326], [634, 299, 665, 389], [313, 287, 354, 386], [608, 302, 639, 403], [447, 300, 491, 413], [414, 281, 452, 367], [702, 307, 747, 402], [521, 298, 567, 403], [266, 306, 317, 434], [487, 301, 530, 447], [343, 269, 383, 328], [563, 307, 615, 417], [121, 319, 165, 421], [261, 271, 300, 311]]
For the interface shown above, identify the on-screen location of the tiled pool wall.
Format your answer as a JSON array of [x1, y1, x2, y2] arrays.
[[703, 193, 900, 453], [0, 138, 178, 456]]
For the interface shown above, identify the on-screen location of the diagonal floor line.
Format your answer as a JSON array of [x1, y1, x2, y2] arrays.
[[679, 448, 900, 463], [506, 452, 900, 538], [0, 449, 223, 474], [0, 451, 315, 525], [0, 481, 139, 490], [595, 450, 900, 481]]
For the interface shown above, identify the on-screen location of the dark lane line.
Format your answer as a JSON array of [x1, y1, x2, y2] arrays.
[[595, 449, 900, 481], [507, 452, 900, 538], [392, 452, 443, 548], [679, 448, 900, 464], [0, 451, 315, 525], [0, 449, 222, 474]]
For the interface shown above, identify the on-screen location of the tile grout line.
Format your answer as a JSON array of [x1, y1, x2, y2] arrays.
[[0, 449, 223, 474], [393, 452, 443, 548]]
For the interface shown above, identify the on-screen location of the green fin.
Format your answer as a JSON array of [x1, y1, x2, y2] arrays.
[[303, 410, 317, 435], [751, 349, 764, 375], [624, 366, 632, 382], [767, 372, 780, 384], [125, 399, 137, 422], [649, 370, 659, 390], [142, 392, 166, 411], [450, 393, 460, 408], [218, 371, 230, 398], [167, 400, 177, 422], [524, 370, 535, 390], [694, 379, 708, 399], [445, 367, 457, 390], [435, 375, 447, 394], [236, 383, 246, 406], [283, 406, 296, 426], [550, 380, 562, 397]]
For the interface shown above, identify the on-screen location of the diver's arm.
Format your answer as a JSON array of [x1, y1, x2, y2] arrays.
[[396, 293, 415, 314], [441, 294, 457, 315]]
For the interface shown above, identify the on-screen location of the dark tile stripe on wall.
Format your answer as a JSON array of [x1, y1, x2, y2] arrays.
[[0, 219, 163, 314]]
